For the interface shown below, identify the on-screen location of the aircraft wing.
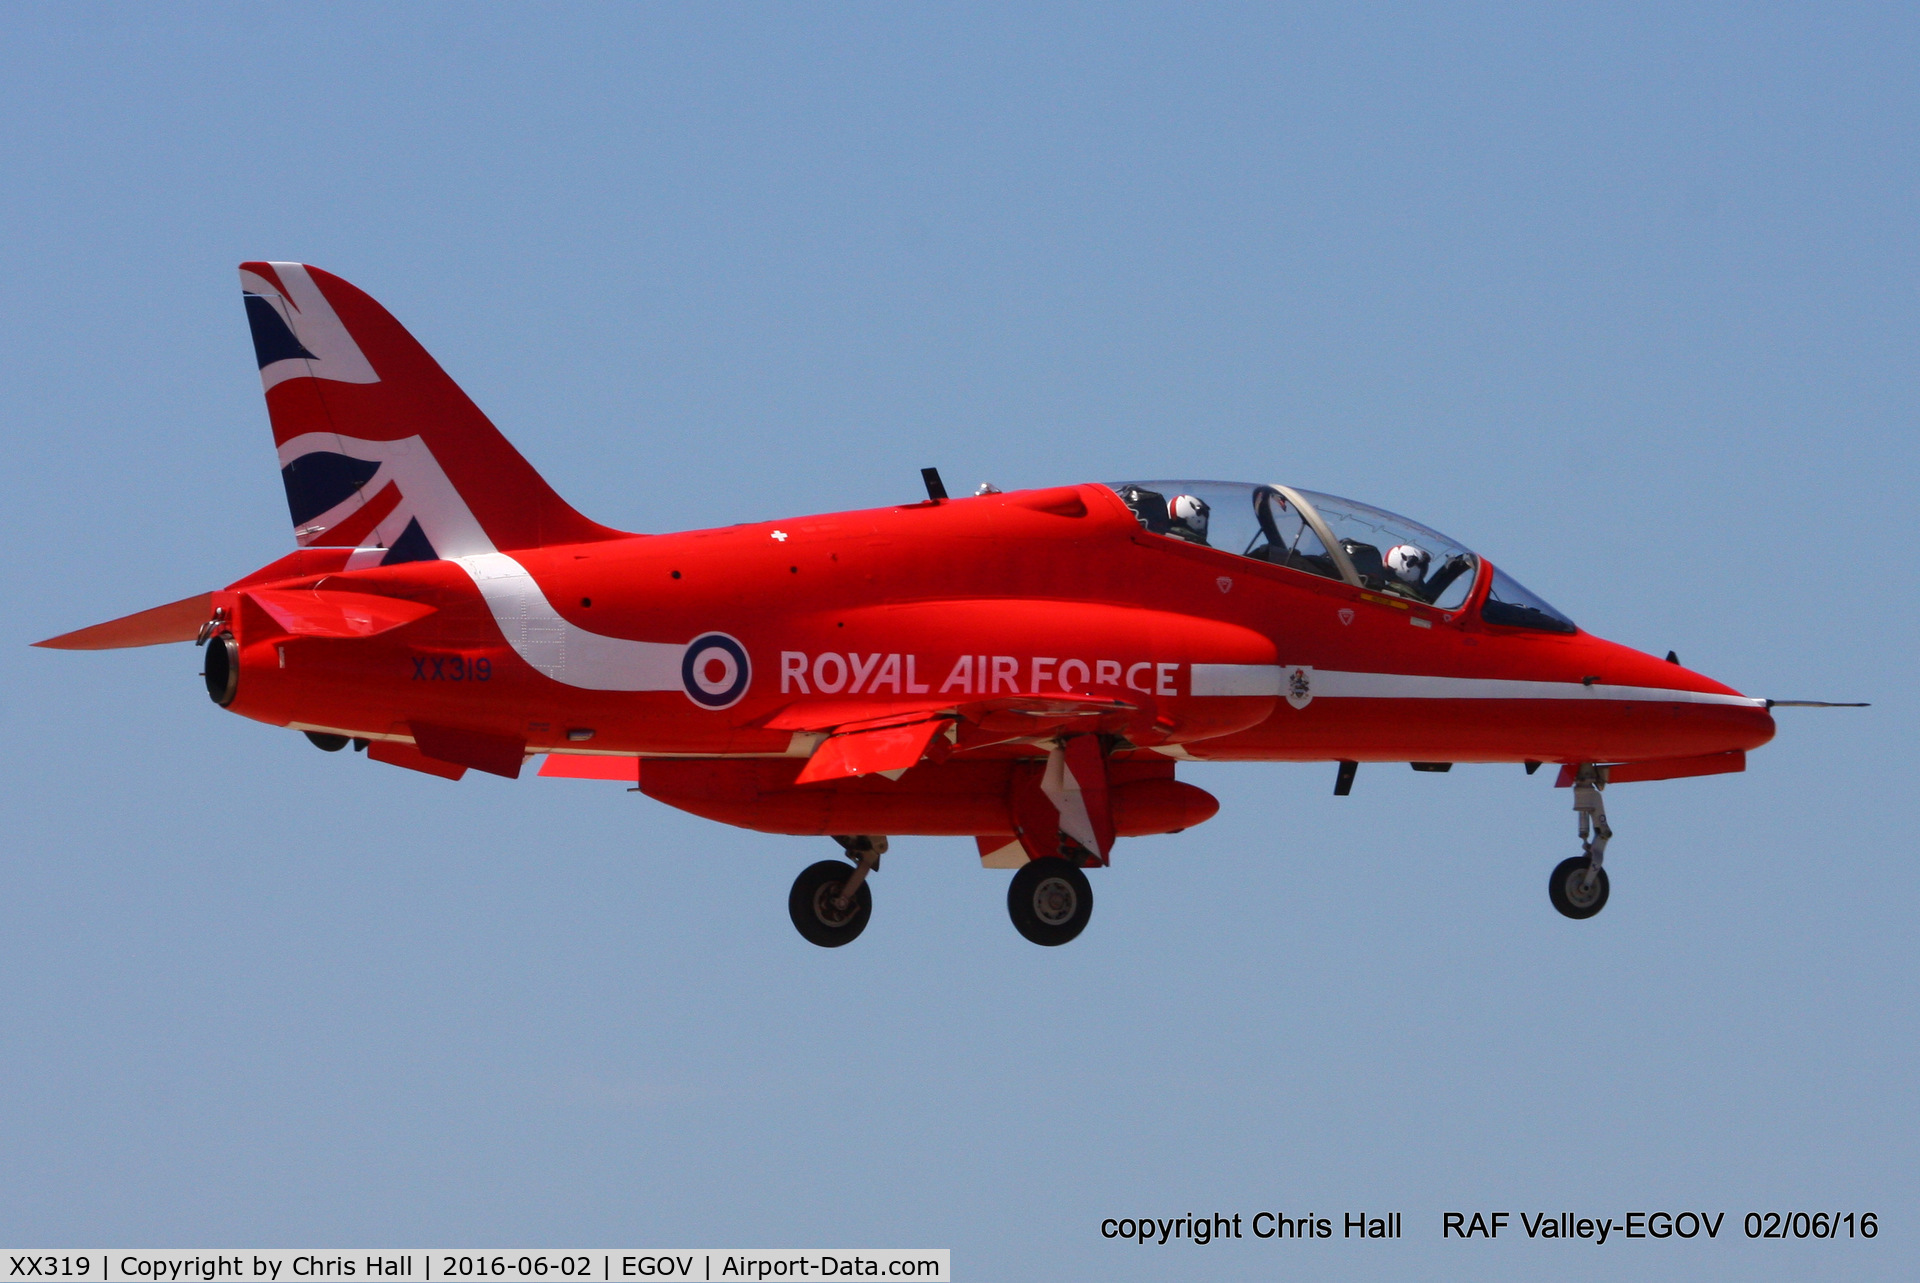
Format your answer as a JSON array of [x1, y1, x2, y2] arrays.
[[538, 693, 1149, 788], [767, 693, 1140, 785]]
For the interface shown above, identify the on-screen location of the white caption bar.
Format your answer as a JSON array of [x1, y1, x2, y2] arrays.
[[2, 1254, 949, 1283]]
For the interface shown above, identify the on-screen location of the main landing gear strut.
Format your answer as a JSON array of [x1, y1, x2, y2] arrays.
[[1548, 765, 1611, 920], [786, 837, 1100, 948], [788, 836, 885, 947]]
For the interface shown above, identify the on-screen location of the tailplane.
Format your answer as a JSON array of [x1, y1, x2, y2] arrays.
[[240, 262, 619, 560]]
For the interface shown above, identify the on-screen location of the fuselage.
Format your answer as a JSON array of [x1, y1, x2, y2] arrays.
[[214, 481, 1775, 775], [35, 262, 1790, 940]]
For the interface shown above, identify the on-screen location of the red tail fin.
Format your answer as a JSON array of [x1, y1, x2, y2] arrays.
[[240, 262, 619, 560]]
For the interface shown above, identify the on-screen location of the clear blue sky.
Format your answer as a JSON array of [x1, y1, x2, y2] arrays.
[[2, 4, 1913, 1279]]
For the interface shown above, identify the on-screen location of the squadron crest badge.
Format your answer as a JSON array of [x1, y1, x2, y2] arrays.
[[1285, 664, 1314, 710]]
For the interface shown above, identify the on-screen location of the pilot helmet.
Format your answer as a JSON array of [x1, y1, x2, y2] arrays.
[[1168, 494, 1210, 537], [1385, 543, 1431, 583]]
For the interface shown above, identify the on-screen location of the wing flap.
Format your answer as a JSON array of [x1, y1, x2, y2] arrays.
[[761, 699, 957, 732], [409, 722, 527, 779], [763, 692, 1136, 735], [367, 739, 467, 780], [795, 716, 950, 785], [538, 754, 638, 782]]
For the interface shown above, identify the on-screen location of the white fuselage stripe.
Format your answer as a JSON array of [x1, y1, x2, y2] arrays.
[[456, 553, 684, 691], [1189, 662, 1285, 696], [1190, 663, 1764, 708]]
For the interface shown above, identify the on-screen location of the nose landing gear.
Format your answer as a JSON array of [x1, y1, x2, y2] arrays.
[[1549, 854, 1610, 918], [1549, 765, 1611, 919], [788, 836, 885, 947]]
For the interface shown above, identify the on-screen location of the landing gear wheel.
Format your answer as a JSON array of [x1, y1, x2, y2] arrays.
[[1548, 855, 1610, 920], [1008, 857, 1094, 946], [788, 860, 872, 947]]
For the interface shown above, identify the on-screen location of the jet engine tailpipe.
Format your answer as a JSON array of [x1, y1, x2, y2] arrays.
[[204, 632, 239, 706]]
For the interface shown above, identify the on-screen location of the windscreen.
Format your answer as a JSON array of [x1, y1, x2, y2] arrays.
[[1481, 566, 1578, 633]]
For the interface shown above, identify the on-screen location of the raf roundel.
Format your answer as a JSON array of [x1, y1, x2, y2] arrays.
[[681, 633, 752, 709]]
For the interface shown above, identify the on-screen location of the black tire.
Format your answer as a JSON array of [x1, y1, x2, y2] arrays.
[[788, 860, 872, 947], [305, 731, 350, 752], [1548, 855, 1610, 920], [1008, 857, 1094, 946]]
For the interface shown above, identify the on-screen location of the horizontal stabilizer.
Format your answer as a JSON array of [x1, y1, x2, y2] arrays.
[[33, 593, 212, 650], [247, 589, 435, 639]]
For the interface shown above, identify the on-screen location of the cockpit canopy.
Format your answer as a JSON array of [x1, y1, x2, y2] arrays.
[[1106, 480, 1576, 632]]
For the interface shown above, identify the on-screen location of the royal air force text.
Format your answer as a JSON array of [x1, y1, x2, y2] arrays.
[[781, 652, 1181, 697]]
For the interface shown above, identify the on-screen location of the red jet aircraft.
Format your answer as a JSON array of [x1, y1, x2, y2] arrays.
[[38, 263, 1849, 947]]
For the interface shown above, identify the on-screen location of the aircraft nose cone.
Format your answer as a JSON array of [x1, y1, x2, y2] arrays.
[[1720, 701, 1777, 752], [1587, 638, 1775, 757], [1655, 661, 1775, 755]]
